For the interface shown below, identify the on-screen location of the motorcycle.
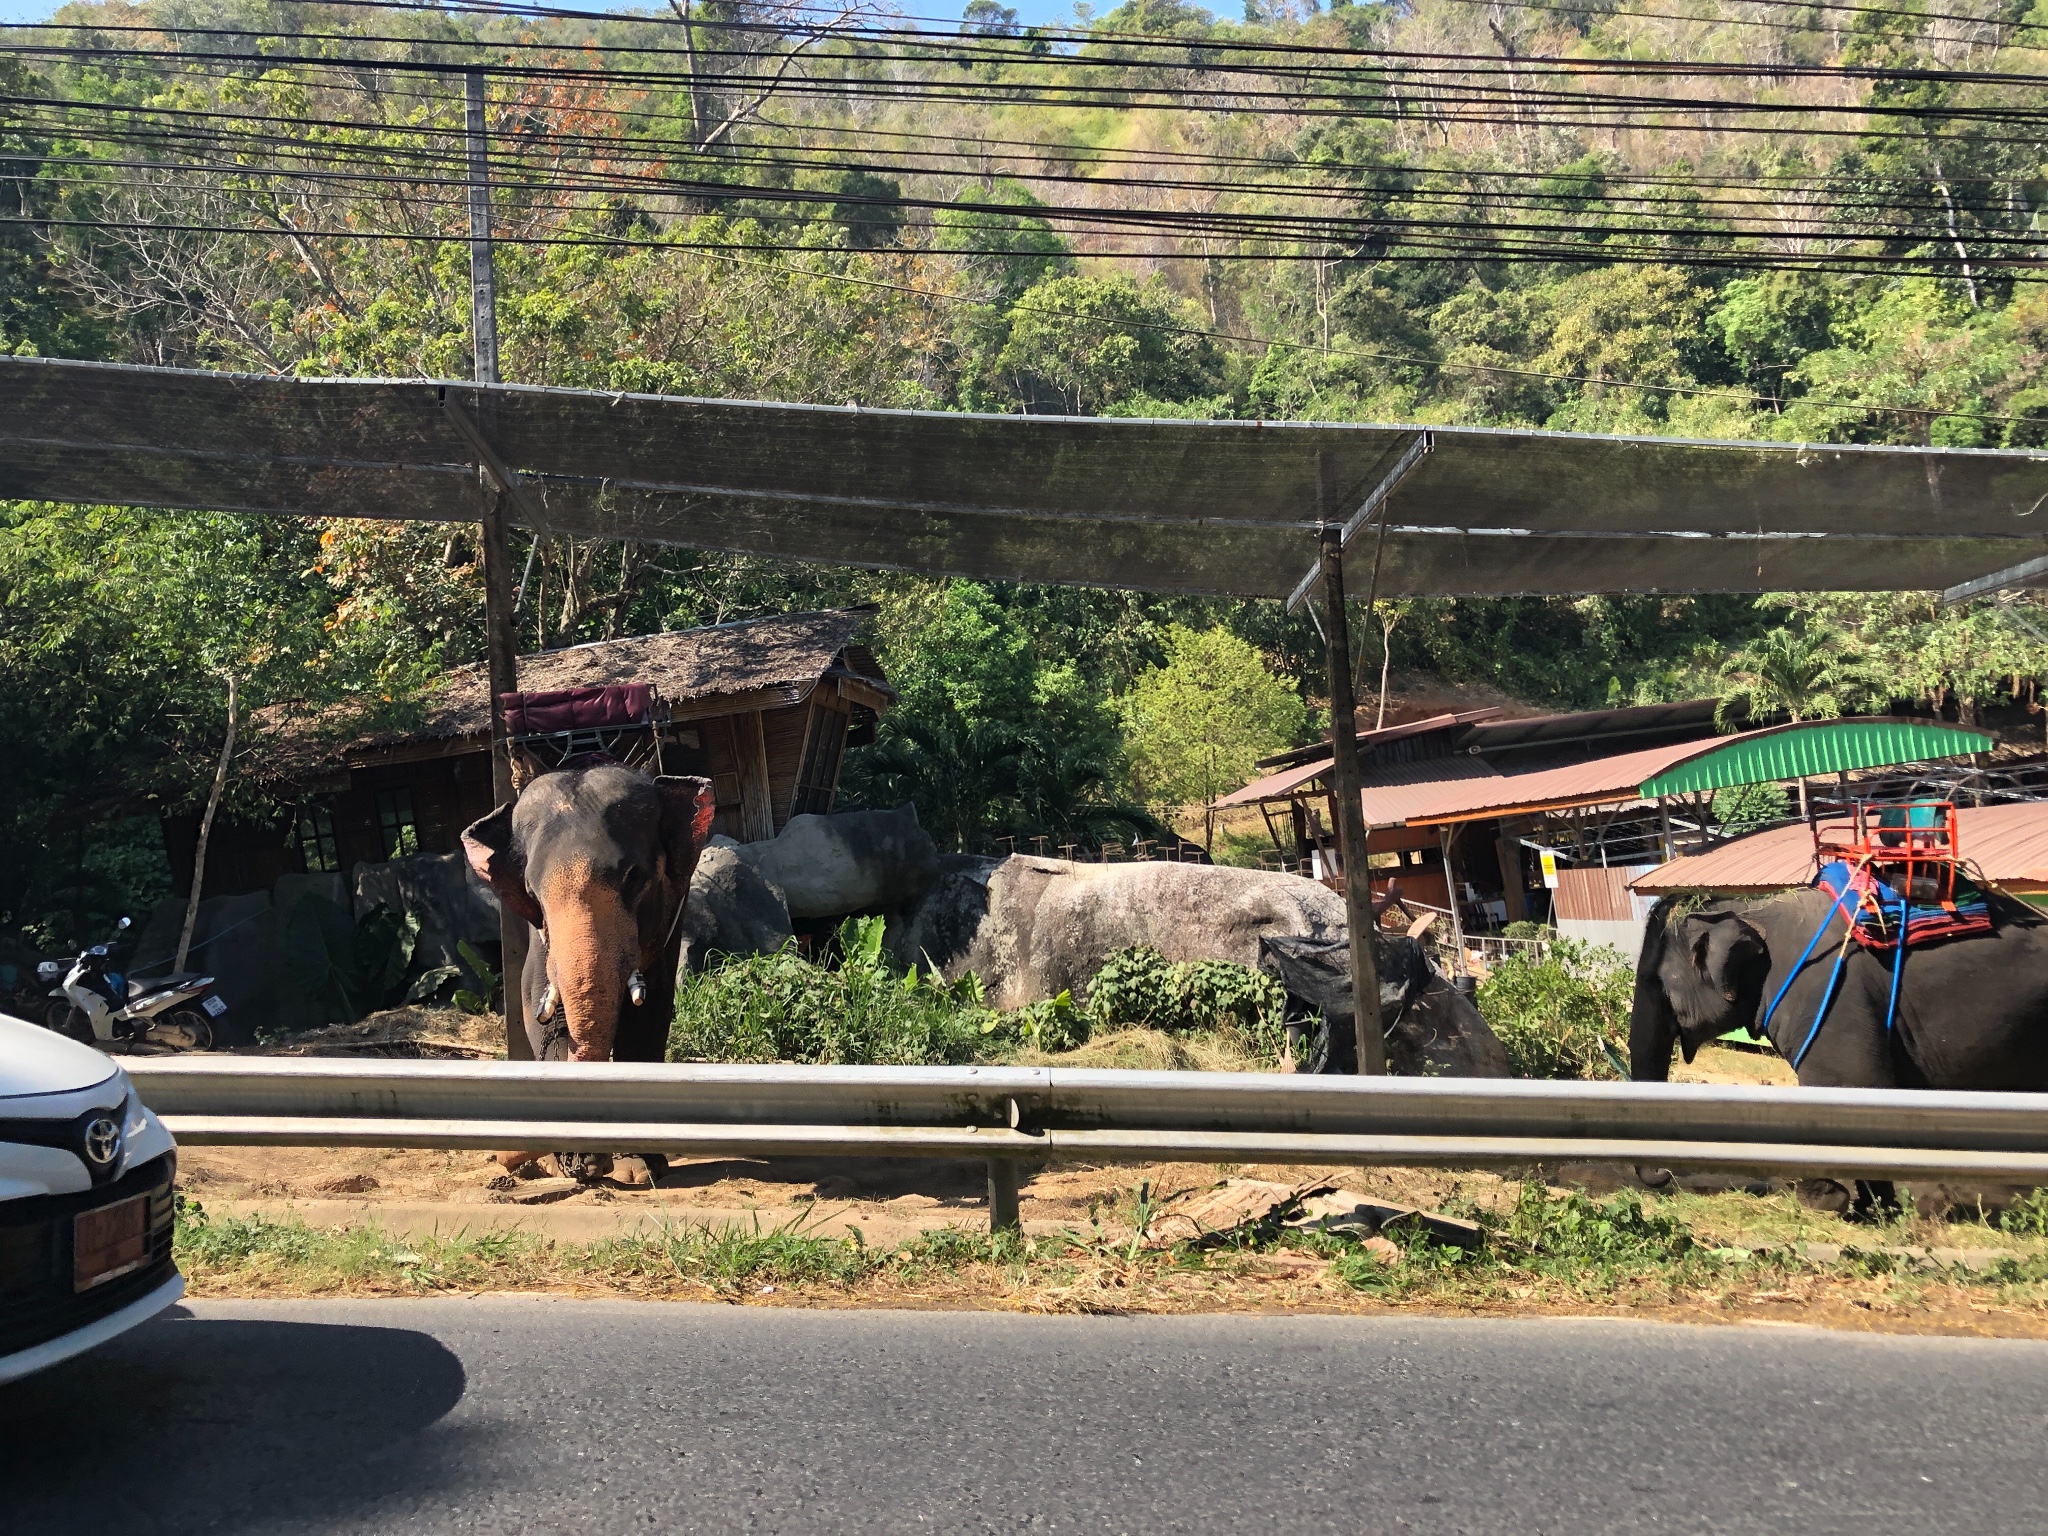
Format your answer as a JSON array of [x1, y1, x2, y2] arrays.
[[37, 916, 225, 1051]]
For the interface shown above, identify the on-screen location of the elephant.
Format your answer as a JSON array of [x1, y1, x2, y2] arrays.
[[462, 760, 715, 1178], [1630, 887, 2048, 1216], [1630, 888, 2048, 1090]]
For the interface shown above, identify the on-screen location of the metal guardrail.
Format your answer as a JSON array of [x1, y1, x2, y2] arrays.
[[125, 1060, 2048, 1232]]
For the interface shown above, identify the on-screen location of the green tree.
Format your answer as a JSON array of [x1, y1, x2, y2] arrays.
[[997, 275, 1226, 415], [1714, 624, 1871, 729], [1715, 623, 1876, 816], [1120, 625, 1308, 847]]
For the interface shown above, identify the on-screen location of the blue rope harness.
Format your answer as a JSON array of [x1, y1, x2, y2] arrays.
[[1756, 881, 1861, 1046], [1763, 879, 1910, 1072]]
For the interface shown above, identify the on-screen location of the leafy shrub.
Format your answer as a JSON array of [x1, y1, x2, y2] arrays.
[[1506, 1183, 1694, 1269], [994, 989, 1089, 1052], [1475, 936, 1633, 1079], [1084, 945, 1288, 1060], [281, 896, 421, 1025], [669, 916, 990, 1066]]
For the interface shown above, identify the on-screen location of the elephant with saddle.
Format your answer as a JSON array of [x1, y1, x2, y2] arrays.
[[463, 759, 716, 1180], [1631, 887, 2048, 1213]]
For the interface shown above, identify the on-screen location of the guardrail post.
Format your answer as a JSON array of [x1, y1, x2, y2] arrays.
[[987, 1158, 1021, 1235]]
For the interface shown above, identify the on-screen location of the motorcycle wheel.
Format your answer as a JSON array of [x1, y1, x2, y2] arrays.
[[45, 1000, 94, 1043], [159, 1008, 214, 1051]]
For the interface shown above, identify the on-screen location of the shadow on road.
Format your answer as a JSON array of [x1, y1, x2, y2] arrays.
[[1, 1310, 473, 1534]]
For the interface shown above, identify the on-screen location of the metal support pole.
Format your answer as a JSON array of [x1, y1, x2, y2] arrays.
[[986, 1158, 1021, 1234], [465, 67, 531, 1062], [1317, 524, 1387, 1075], [1439, 825, 1467, 979]]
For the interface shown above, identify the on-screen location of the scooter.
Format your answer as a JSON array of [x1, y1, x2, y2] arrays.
[[37, 916, 225, 1051]]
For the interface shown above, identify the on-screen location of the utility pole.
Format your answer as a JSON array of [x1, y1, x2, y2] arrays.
[[1317, 456, 1387, 1076], [466, 66, 533, 1061]]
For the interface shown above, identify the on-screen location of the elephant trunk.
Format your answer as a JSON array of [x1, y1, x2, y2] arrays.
[[538, 865, 639, 1062], [1629, 901, 1681, 1082]]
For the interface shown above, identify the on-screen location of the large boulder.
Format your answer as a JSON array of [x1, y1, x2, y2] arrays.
[[351, 849, 501, 972], [129, 890, 277, 1043], [739, 805, 941, 920], [678, 843, 795, 974], [893, 855, 1348, 1011]]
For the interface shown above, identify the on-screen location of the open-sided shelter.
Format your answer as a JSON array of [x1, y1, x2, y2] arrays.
[[185, 610, 891, 900]]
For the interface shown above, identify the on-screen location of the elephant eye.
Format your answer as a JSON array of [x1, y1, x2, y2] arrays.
[[618, 866, 649, 901]]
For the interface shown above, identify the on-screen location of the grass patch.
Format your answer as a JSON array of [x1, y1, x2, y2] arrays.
[[175, 1182, 2048, 1331]]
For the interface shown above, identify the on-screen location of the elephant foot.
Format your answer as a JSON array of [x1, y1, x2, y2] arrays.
[[555, 1151, 615, 1184], [609, 1155, 669, 1188], [1850, 1179, 1903, 1224], [1795, 1179, 1853, 1215]]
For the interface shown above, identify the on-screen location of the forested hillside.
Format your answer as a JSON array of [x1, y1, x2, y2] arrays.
[[1, 0, 2044, 945]]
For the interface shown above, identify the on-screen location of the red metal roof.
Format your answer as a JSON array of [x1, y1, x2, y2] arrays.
[[1212, 756, 1336, 809], [1397, 735, 1725, 826], [1632, 802, 2048, 894], [1359, 758, 1502, 826]]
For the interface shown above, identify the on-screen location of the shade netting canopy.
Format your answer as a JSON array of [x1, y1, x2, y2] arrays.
[[6, 356, 2047, 600]]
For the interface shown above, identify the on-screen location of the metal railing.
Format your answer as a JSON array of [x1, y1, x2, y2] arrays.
[[127, 1059, 2048, 1229]]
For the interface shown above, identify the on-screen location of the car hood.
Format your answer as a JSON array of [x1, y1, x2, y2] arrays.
[[0, 1012, 118, 1100]]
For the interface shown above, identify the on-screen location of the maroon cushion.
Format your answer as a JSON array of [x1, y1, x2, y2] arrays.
[[502, 684, 654, 735]]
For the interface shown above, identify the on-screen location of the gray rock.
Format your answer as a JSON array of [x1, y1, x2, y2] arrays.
[[677, 845, 794, 974], [127, 896, 193, 979], [740, 805, 940, 920], [352, 849, 501, 972], [272, 871, 347, 918], [888, 855, 998, 975], [128, 891, 277, 1042], [896, 855, 1348, 1011]]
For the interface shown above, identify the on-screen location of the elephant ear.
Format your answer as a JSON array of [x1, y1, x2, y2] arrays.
[[460, 803, 545, 929], [655, 775, 718, 886]]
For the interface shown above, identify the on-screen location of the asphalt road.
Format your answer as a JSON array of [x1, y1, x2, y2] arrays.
[[6, 1299, 2048, 1534]]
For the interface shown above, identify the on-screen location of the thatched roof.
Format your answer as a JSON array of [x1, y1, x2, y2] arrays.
[[255, 609, 890, 778]]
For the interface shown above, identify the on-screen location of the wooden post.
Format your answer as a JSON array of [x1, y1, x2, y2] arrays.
[[1494, 834, 1527, 924], [1318, 524, 1387, 1075], [466, 67, 531, 1062], [732, 710, 776, 841], [987, 1159, 1021, 1234]]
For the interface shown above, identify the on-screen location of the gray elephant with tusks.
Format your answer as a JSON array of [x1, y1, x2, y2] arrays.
[[462, 759, 716, 1180]]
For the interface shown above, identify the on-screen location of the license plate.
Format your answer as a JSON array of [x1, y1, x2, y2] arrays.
[[200, 994, 227, 1017], [74, 1195, 149, 1292]]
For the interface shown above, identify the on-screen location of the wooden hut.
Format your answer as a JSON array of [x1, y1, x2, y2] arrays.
[[171, 609, 893, 898]]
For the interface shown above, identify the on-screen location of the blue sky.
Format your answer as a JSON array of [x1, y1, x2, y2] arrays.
[[0, 0, 1102, 28]]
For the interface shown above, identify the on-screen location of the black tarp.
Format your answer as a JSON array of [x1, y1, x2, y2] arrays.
[[6, 356, 2047, 599]]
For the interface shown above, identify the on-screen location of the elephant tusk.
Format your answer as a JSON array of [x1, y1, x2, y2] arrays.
[[628, 970, 647, 1007], [536, 981, 557, 1022]]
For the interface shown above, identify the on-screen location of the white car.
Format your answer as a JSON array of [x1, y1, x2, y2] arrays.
[[0, 1010, 181, 1384]]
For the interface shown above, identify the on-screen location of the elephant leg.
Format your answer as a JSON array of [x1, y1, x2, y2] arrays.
[[1850, 1180, 1903, 1223]]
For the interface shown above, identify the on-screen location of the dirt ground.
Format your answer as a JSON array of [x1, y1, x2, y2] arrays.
[[192, 1014, 1789, 1217]]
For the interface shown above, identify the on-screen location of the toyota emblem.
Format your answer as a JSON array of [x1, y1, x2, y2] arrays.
[[83, 1116, 122, 1167]]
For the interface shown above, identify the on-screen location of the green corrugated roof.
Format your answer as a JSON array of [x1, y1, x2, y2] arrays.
[[1639, 720, 1993, 798]]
